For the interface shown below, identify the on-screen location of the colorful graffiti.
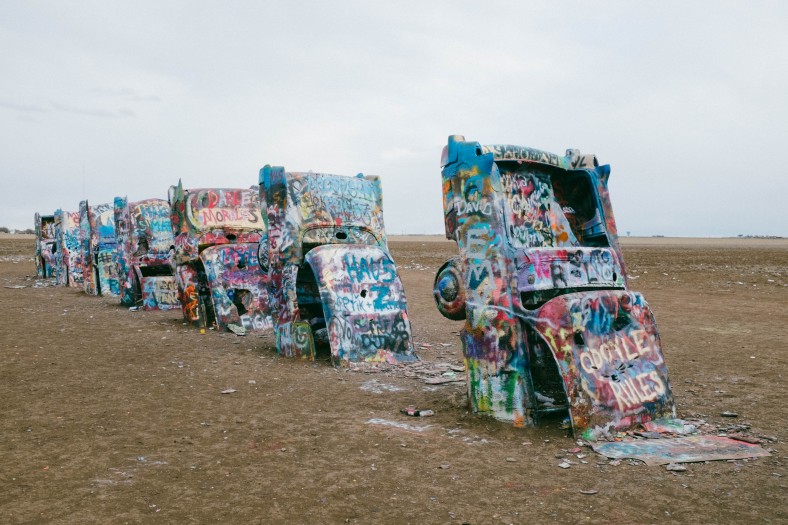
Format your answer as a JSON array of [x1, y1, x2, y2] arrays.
[[34, 212, 56, 278], [169, 182, 271, 332], [201, 243, 273, 331], [78, 201, 96, 295], [141, 275, 179, 310], [261, 166, 416, 364], [79, 201, 120, 296], [53, 210, 83, 287], [114, 197, 178, 309], [434, 135, 674, 439]]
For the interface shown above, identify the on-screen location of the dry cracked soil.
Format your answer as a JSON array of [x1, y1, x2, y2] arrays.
[[1, 235, 786, 524]]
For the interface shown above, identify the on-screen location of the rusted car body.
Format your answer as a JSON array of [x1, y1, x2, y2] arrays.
[[34, 212, 56, 278], [434, 135, 674, 439], [53, 209, 83, 287], [78, 201, 120, 296], [168, 183, 272, 332], [114, 197, 179, 310], [260, 166, 416, 365]]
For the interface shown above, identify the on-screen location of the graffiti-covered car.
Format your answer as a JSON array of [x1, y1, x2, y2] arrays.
[[114, 197, 179, 310], [260, 165, 416, 365], [53, 209, 83, 287], [168, 182, 272, 332], [34, 212, 56, 278], [78, 201, 120, 296], [434, 135, 674, 439]]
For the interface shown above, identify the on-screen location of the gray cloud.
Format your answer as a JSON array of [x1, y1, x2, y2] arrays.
[[0, 1, 786, 236], [49, 101, 136, 119]]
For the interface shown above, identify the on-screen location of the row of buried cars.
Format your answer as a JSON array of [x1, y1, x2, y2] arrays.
[[33, 136, 676, 440]]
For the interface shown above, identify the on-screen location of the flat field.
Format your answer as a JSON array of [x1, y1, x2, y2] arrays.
[[1, 236, 786, 524]]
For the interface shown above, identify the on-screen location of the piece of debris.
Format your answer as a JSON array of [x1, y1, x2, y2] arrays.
[[220, 389, 238, 394], [505, 457, 517, 463], [558, 461, 572, 469], [400, 406, 434, 417], [227, 324, 247, 336], [360, 380, 406, 394], [424, 376, 465, 385], [579, 489, 598, 495], [592, 435, 770, 466], [730, 435, 763, 444], [665, 463, 687, 472], [720, 411, 738, 418], [641, 418, 697, 435]]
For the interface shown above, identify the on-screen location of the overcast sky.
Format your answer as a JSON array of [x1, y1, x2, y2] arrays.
[[1, 1, 786, 236]]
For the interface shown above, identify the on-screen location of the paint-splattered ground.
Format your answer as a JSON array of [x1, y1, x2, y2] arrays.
[[1, 235, 786, 524]]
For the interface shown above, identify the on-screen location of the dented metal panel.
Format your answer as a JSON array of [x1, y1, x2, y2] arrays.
[[260, 166, 415, 364], [305, 244, 416, 365], [114, 196, 178, 309], [200, 243, 273, 332], [435, 135, 675, 439]]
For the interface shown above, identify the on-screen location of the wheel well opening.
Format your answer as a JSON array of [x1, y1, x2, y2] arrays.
[[296, 260, 330, 359]]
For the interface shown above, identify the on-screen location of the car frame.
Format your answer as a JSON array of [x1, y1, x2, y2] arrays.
[[53, 209, 83, 287], [34, 212, 56, 278], [168, 182, 272, 332], [434, 135, 674, 439], [78, 200, 120, 296], [114, 196, 179, 310], [260, 165, 416, 365]]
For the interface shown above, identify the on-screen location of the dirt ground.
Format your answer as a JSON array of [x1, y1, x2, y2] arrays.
[[1, 235, 786, 524]]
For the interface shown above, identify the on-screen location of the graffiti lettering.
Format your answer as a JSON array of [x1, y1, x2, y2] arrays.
[[609, 371, 667, 411]]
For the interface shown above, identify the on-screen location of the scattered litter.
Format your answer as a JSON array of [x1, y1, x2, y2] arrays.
[[360, 380, 406, 394], [558, 461, 572, 469], [579, 489, 598, 495], [536, 392, 555, 406], [635, 431, 663, 439], [720, 411, 738, 418], [4, 285, 27, 289], [227, 324, 247, 336], [439, 464, 451, 469], [592, 435, 771, 466], [367, 418, 431, 433], [400, 405, 434, 417], [128, 306, 140, 311], [220, 389, 238, 394], [642, 418, 697, 435], [665, 463, 687, 472]]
